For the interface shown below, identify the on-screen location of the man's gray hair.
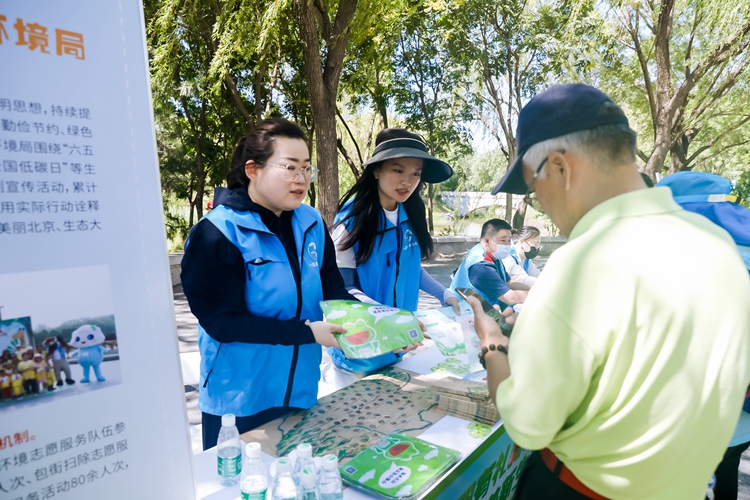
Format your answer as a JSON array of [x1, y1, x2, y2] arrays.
[[523, 124, 637, 173]]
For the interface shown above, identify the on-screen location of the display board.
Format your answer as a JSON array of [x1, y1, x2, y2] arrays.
[[0, 1, 195, 498]]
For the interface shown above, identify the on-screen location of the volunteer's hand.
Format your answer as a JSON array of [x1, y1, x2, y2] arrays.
[[394, 342, 423, 355], [445, 295, 461, 315], [466, 297, 507, 348], [308, 321, 344, 348], [416, 318, 431, 339]]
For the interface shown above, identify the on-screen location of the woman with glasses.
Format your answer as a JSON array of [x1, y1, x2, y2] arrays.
[[327, 128, 460, 384], [502, 226, 542, 287], [181, 118, 354, 450]]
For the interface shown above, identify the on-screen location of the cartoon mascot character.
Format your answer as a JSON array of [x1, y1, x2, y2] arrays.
[[69, 325, 108, 383]]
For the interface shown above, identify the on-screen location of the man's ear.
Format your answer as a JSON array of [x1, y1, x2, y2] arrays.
[[245, 160, 258, 183], [549, 151, 572, 192]]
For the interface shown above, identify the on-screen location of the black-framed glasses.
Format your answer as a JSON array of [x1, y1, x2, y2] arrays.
[[263, 163, 318, 183], [524, 149, 565, 213]]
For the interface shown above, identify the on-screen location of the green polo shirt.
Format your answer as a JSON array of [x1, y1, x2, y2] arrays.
[[496, 187, 750, 499]]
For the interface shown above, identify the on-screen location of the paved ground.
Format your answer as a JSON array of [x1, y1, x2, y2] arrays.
[[173, 256, 750, 497]]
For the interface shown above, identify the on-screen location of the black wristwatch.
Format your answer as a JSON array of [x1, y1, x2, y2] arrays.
[[478, 343, 508, 368]]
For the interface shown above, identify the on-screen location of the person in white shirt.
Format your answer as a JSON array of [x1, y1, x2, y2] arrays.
[[502, 225, 542, 287]]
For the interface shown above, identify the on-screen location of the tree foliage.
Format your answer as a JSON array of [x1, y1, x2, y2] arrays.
[[604, 0, 750, 180], [145, 0, 750, 239]]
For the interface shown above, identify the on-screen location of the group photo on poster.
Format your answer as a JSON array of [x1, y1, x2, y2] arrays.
[[0, 265, 120, 412]]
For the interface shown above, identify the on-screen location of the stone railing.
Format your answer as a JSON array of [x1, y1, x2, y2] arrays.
[[428, 236, 566, 260], [168, 236, 566, 286], [169, 253, 183, 288]]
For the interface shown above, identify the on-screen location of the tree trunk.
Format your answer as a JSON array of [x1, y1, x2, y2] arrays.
[[309, 182, 317, 208], [194, 97, 208, 222], [306, 129, 316, 208], [224, 72, 253, 128], [253, 60, 266, 122], [294, 0, 358, 225], [314, 110, 340, 224], [179, 93, 207, 226], [428, 184, 434, 234], [374, 66, 389, 128], [337, 137, 361, 180], [644, 0, 675, 179], [512, 199, 527, 229], [505, 192, 512, 222]]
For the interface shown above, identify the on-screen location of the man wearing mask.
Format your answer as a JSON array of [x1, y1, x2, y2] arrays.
[[450, 218, 528, 310], [468, 83, 750, 499]]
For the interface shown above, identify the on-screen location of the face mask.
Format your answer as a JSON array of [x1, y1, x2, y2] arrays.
[[491, 242, 512, 260], [525, 246, 540, 259]]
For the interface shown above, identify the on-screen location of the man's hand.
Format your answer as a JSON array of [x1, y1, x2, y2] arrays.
[[445, 295, 461, 314], [502, 306, 518, 329], [466, 296, 508, 349], [466, 296, 511, 403], [308, 321, 344, 348]]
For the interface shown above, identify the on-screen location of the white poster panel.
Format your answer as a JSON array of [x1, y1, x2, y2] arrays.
[[0, 1, 195, 498]]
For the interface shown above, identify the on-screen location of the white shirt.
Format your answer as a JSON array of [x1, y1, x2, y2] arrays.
[[502, 244, 541, 286]]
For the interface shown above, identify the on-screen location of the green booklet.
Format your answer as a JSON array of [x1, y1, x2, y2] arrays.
[[320, 300, 424, 359], [339, 433, 460, 499]]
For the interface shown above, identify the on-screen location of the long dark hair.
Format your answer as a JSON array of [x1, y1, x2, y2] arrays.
[[226, 118, 307, 189], [336, 129, 434, 264]]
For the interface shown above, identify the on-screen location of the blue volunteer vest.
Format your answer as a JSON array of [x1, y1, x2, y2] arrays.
[[193, 203, 326, 417], [328, 201, 423, 373], [449, 243, 509, 308]]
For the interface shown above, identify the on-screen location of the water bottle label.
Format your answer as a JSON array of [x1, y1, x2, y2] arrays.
[[241, 491, 266, 500], [218, 455, 241, 477]]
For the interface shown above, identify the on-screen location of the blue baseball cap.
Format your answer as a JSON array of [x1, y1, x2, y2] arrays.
[[491, 84, 631, 195]]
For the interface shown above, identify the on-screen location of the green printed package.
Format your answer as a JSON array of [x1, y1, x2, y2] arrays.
[[339, 433, 460, 499], [413, 301, 471, 356], [320, 300, 424, 359]]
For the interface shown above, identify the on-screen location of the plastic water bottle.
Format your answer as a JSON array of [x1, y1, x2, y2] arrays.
[[240, 442, 268, 500], [293, 443, 317, 485], [317, 454, 343, 500], [272, 457, 298, 500], [217, 413, 242, 486], [297, 467, 318, 499]]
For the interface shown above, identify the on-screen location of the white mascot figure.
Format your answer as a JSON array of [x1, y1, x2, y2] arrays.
[[69, 324, 108, 383]]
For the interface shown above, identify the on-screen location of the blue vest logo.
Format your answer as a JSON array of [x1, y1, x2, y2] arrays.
[[403, 229, 418, 251], [307, 241, 319, 266]]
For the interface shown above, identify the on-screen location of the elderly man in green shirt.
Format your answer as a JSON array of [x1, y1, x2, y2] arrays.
[[470, 84, 750, 500]]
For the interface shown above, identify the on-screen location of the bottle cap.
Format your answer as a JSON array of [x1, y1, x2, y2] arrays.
[[297, 443, 312, 459], [276, 457, 292, 474], [221, 413, 235, 426], [245, 442, 261, 459], [322, 454, 338, 471], [300, 468, 316, 487]]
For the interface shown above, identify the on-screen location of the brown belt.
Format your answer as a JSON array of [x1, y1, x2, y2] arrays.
[[540, 448, 610, 500]]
